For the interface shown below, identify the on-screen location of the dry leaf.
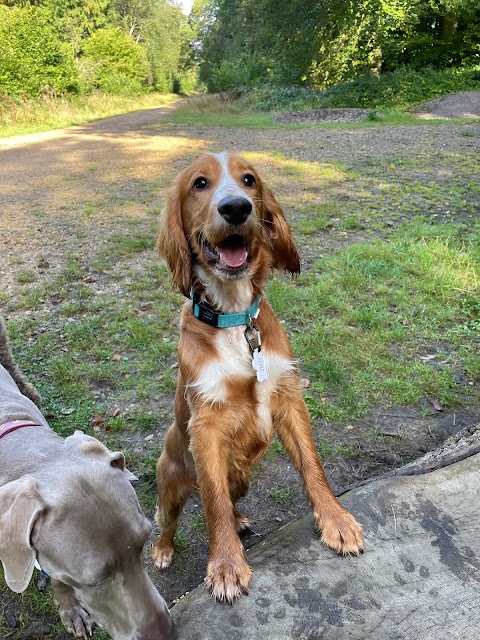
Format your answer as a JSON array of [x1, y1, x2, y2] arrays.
[[91, 417, 105, 426], [112, 408, 121, 417], [429, 398, 444, 412], [112, 354, 122, 361]]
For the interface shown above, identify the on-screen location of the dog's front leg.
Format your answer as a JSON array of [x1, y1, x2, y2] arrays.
[[52, 579, 93, 639], [189, 407, 252, 603], [272, 383, 364, 556]]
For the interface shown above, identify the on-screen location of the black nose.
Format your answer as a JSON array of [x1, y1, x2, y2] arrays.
[[218, 197, 252, 226]]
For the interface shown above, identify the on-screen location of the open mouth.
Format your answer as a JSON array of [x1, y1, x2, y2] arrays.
[[202, 235, 250, 273]]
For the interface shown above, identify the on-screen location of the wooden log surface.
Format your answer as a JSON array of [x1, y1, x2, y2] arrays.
[[172, 425, 480, 639]]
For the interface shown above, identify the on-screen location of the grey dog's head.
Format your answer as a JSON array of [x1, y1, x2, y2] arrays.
[[0, 431, 177, 640]]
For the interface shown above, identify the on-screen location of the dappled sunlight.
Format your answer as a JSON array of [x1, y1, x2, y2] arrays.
[[0, 108, 209, 298], [238, 151, 351, 218], [0, 129, 207, 229], [242, 150, 349, 185]]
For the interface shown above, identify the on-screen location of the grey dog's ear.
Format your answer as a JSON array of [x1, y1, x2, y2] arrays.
[[65, 430, 138, 482], [0, 477, 45, 593]]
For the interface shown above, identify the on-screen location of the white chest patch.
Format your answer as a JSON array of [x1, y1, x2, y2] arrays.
[[188, 328, 296, 433]]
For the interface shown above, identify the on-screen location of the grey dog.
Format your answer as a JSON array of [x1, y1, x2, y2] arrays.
[[0, 317, 177, 640]]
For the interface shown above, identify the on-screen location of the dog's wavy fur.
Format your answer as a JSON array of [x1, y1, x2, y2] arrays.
[[0, 317, 41, 408], [152, 153, 364, 602]]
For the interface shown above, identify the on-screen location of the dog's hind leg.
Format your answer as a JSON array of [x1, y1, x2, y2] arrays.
[[272, 381, 364, 556], [230, 477, 252, 532], [0, 317, 42, 408]]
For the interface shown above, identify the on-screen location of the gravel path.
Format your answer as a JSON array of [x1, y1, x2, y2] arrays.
[[2, 105, 479, 302]]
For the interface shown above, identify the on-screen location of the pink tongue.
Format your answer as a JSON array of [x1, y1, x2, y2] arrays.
[[219, 246, 247, 268]]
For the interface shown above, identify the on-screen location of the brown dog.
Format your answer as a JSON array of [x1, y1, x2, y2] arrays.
[[152, 153, 364, 602]]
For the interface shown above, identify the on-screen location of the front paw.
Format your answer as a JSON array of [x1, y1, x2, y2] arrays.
[[152, 536, 175, 569], [206, 553, 252, 603], [59, 605, 93, 639], [315, 509, 364, 556]]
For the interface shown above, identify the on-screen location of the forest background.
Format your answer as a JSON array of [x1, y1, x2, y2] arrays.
[[1, 0, 479, 121]]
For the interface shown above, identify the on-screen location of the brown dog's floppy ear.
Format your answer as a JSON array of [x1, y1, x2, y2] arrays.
[[262, 186, 301, 275], [0, 477, 46, 593], [157, 181, 192, 296]]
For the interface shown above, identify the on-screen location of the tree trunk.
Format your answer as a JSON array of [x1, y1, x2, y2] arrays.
[[441, 12, 458, 41]]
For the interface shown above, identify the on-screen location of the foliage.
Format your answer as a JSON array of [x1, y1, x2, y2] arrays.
[[109, 0, 190, 92], [243, 65, 480, 112], [0, 5, 78, 97], [196, 0, 480, 91], [82, 26, 150, 93], [0, 0, 190, 98]]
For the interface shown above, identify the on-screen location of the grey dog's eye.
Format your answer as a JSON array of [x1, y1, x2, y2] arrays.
[[193, 177, 208, 190], [243, 174, 256, 187]]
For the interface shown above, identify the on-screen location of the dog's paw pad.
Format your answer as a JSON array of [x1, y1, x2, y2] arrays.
[[152, 541, 174, 569]]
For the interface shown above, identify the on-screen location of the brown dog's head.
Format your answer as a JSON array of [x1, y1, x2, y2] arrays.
[[158, 153, 300, 296]]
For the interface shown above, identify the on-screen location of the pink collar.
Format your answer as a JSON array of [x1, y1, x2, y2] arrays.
[[0, 420, 43, 440]]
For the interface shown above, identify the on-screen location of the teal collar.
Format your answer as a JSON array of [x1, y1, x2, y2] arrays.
[[190, 290, 260, 328]]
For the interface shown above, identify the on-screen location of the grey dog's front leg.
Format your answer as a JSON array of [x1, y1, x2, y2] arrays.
[[52, 579, 93, 639]]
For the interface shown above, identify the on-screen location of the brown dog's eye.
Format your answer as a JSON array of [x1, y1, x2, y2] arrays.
[[193, 177, 208, 190], [243, 174, 256, 188]]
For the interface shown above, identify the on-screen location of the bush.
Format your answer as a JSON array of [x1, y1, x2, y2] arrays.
[[208, 57, 259, 93], [0, 6, 78, 97], [81, 27, 150, 94], [244, 65, 480, 112]]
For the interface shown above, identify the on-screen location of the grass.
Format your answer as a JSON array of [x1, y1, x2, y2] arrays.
[[267, 221, 479, 423], [0, 91, 179, 138], [165, 93, 273, 128], [4, 219, 478, 444], [266, 484, 296, 505], [166, 64, 480, 130], [165, 92, 477, 130], [1, 95, 479, 637]]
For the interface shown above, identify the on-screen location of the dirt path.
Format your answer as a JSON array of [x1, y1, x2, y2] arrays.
[[1, 99, 479, 636]]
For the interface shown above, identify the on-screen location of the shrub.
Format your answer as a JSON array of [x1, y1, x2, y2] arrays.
[[81, 27, 150, 94], [244, 65, 480, 112], [0, 6, 78, 97]]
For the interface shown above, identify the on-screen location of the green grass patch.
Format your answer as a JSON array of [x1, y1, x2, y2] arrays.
[[266, 484, 296, 505], [165, 93, 273, 128], [268, 221, 479, 423], [0, 91, 179, 138], [166, 87, 478, 132]]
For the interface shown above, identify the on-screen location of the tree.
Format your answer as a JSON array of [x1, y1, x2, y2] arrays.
[[195, 0, 480, 90], [82, 26, 150, 92], [0, 5, 78, 96]]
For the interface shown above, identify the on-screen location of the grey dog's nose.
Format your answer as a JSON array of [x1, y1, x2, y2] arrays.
[[218, 196, 252, 226]]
